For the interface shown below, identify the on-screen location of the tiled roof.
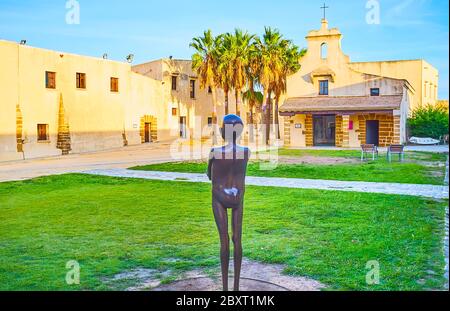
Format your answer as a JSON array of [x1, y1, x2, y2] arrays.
[[280, 95, 403, 113]]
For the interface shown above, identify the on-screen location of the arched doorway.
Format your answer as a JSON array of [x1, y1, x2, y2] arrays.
[[140, 115, 157, 143]]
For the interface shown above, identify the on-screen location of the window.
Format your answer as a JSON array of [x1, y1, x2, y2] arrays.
[[190, 80, 196, 99], [171, 75, 177, 91], [370, 88, 380, 96], [320, 43, 328, 59], [37, 124, 49, 141], [110, 77, 119, 92], [319, 80, 329, 95], [424, 82, 427, 97], [208, 117, 213, 126], [45, 71, 56, 89], [76, 73, 86, 89], [172, 108, 177, 116]]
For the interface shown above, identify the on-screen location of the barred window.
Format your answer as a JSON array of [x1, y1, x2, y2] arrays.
[[76, 73, 86, 89], [46, 71, 56, 89], [319, 80, 329, 95], [37, 124, 49, 141], [190, 80, 196, 99], [370, 88, 380, 96], [110, 77, 119, 92], [171, 76, 177, 91]]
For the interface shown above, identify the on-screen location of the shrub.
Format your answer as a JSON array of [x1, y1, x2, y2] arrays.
[[408, 104, 449, 139]]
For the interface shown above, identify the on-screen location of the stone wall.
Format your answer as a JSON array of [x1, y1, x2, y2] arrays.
[[357, 114, 398, 147], [283, 117, 291, 146], [56, 95, 71, 155], [305, 114, 313, 147], [283, 113, 399, 148], [16, 104, 23, 153], [335, 115, 343, 147], [341, 115, 350, 147]]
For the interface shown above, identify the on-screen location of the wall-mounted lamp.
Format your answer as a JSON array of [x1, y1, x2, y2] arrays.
[[126, 54, 134, 63]]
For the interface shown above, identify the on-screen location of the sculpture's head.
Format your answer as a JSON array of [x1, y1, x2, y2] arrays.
[[221, 114, 244, 143]]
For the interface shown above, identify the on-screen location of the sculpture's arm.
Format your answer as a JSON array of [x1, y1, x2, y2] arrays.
[[207, 148, 214, 181]]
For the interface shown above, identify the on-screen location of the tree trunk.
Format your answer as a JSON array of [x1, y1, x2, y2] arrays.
[[248, 101, 255, 143], [248, 80, 255, 143], [224, 88, 229, 115], [264, 90, 272, 145], [211, 86, 218, 145], [274, 95, 281, 140], [235, 89, 241, 117]]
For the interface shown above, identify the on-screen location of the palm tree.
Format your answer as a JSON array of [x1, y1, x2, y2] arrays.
[[244, 40, 263, 142], [226, 29, 255, 117], [273, 43, 306, 139], [190, 30, 220, 143], [255, 27, 284, 145], [216, 34, 233, 115]]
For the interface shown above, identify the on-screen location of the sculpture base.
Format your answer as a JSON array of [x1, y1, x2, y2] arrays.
[[152, 277, 288, 291]]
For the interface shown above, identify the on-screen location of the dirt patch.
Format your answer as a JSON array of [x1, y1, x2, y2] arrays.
[[105, 258, 326, 291], [256, 155, 359, 165], [153, 277, 289, 291]]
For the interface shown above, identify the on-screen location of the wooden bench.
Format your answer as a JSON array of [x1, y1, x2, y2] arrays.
[[387, 144, 405, 162], [361, 144, 378, 161]]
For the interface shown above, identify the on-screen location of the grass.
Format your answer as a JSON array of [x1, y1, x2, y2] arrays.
[[272, 149, 448, 161], [131, 153, 446, 185], [269, 148, 364, 158], [0, 174, 447, 291]]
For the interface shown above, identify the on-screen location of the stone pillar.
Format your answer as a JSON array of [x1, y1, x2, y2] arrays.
[[56, 94, 72, 155], [393, 115, 401, 144], [16, 104, 23, 153], [358, 115, 366, 145], [341, 115, 350, 148], [335, 115, 343, 147], [283, 117, 291, 147], [305, 114, 313, 147]]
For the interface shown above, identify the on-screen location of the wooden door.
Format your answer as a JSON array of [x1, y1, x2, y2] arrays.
[[144, 123, 151, 143], [366, 120, 379, 146]]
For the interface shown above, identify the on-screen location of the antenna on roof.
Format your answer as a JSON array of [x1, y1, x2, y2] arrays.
[[169, 55, 173, 60], [102, 53, 108, 60], [19, 40, 27, 45]]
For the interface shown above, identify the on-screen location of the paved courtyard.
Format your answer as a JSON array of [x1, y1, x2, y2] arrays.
[[0, 141, 178, 182]]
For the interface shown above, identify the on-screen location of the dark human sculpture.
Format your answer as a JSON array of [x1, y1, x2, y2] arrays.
[[207, 114, 250, 291]]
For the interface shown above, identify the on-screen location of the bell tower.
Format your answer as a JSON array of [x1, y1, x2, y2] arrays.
[[305, 17, 349, 66]]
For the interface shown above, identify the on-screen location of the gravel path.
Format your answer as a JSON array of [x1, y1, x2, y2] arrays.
[[83, 169, 449, 199]]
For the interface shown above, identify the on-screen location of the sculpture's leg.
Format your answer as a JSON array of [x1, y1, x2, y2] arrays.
[[231, 203, 243, 291], [212, 199, 229, 291]]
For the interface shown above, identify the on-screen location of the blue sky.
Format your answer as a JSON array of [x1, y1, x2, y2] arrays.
[[0, 0, 448, 98]]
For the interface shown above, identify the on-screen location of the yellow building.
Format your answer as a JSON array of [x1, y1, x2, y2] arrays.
[[280, 19, 418, 148], [0, 39, 168, 162], [350, 59, 439, 110], [132, 58, 238, 141], [0, 40, 240, 162]]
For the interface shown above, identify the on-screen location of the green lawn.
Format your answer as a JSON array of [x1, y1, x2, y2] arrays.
[[131, 155, 446, 185], [272, 149, 448, 161], [0, 174, 447, 291]]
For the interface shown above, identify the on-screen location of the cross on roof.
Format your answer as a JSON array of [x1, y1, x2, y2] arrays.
[[321, 3, 329, 19]]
